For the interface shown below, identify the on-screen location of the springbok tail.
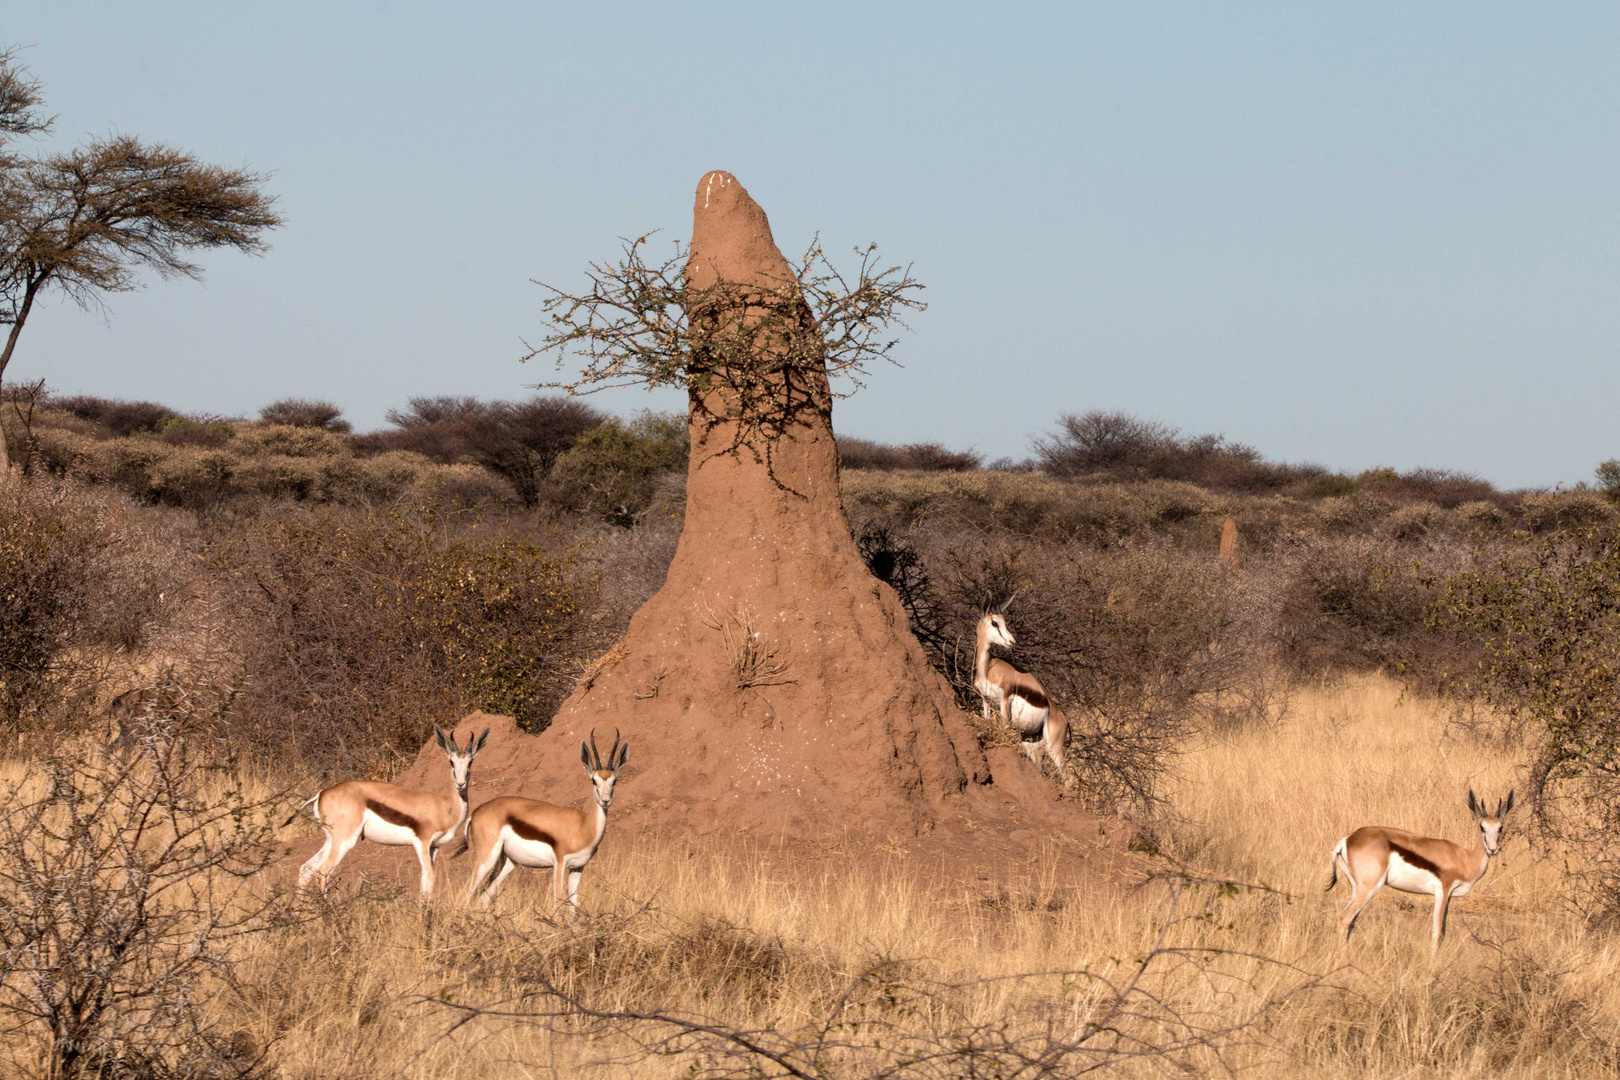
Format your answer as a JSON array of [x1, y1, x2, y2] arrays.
[[1325, 838, 1347, 893], [281, 792, 320, 828]]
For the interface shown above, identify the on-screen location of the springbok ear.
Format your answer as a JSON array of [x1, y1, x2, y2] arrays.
[[579, 740, 591, 769], [434, 726, 450, 751], [615, 742, 629, 770], [1467, 789, 1481, 818], [1501, 790, 1516, 817], [474, 727, 490, 754]]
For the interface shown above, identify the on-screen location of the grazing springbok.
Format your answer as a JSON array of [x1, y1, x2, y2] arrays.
[[1328, 789, 1516, 956], [459, 728, 628, 918], [294, 725, 489, 900], [973, 605, 1070, 787]]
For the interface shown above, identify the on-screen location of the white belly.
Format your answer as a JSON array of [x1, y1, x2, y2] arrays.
[[1006, 696, 1048, 735], [500, 827, 558, 869], [1384, 851, 1441, 895], [360, 812, 419, 847]]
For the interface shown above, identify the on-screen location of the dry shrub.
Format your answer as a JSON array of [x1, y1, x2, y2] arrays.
[[933, 539, 1275, 810], [550, 411, 688, 526], [1355, 466, 1501, 508], [258, 397, 350, 432], [1315, 493, 1395, 532], [1272, 535, 1448, 676], [1519, 491, 1614, 534], [0, 479, 181, 733], [1434, 528, 1620, 921], [838, 436, 981, 471], [0, 734, 285, 1079], [215, 507, 598, 774], [1386, 502, 1442, 541], [1033, 410, 1321, 493], [52, 394, 180, 437], [356, 394, 606, 506], [1459, 499, 1507, 529]]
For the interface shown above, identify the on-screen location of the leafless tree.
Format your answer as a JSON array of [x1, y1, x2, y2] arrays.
[[0, 720, 288, 1078], [0, 48, 282, 471]]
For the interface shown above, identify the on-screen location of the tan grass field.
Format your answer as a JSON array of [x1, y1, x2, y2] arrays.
[[201, 675, 1613, 1078], [8, 675, 1617, 1077]]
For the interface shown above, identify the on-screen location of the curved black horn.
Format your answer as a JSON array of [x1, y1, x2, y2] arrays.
[[609, 727, 622, 767], [589, 727, 602, 770]]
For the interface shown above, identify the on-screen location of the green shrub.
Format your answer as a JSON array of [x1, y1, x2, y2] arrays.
[[551, 411, 688, 526], [1304, 473, 1356, 498], [1434, 529, 1620, 920], [1597, 459, 1620, 501]]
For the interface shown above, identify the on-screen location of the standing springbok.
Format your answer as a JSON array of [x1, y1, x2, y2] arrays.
[[459, 729, 628, 918], [1327, 789, 1515, 956], [973, 605, 1070, 787], [294, 725, 489, 900]]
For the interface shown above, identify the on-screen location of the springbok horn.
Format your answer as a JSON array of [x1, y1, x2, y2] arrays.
[[609, 727, 621, 768], [589, 728, 602, 770]]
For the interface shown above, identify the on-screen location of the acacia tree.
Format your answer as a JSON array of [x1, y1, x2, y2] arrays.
[[0, 49, 282, 471]]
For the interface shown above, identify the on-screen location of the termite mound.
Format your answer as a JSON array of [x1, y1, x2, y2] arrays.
[[400, 173, 1114, 860]]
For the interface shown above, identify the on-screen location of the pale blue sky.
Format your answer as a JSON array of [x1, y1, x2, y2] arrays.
[[5, 4, 1616, 487]]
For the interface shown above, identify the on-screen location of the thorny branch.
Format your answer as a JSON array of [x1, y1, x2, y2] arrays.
[[524, 234, 925, 481]]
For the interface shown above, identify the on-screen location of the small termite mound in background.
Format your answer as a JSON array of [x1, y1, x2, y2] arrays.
[[1218, 516, 1243, 572]]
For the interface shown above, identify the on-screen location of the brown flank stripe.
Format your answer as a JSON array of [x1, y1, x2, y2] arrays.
[[365, 799, 419, 832], [509, 817, 560, 850], [1010, 686, 1049, 710], [1389, 842, 1443, 878]]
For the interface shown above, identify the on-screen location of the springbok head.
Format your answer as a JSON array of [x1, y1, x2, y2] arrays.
[[1467, 788, 1516, 856], [434, 725, 490, 795], [580, 728, 630, 808], [980, 595, 1017, 649]]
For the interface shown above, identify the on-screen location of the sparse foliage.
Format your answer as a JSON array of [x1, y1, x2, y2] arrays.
[[0, 732, 285, 1079], [527, 234, 924, 464]]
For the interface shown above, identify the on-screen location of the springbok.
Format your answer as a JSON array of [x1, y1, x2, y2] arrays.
[[294, 725, 489, 900], [459, 729, 628, 918], [1328, 789, 1515, 956], [973, 605, 1070, 787]]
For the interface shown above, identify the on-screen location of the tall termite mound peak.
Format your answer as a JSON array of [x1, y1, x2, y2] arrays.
[[403, 173, 1086, 848]]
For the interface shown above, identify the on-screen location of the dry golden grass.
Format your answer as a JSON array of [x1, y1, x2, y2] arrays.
[[8, 675, 1620, 1077]]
